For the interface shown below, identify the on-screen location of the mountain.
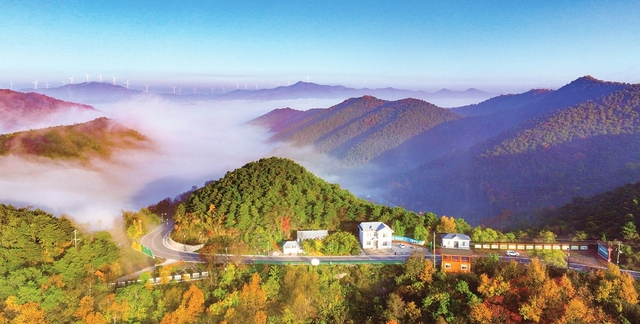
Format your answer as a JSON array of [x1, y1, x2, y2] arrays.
[[169, 157, 430, 247], [218, 81, 492, 104], [386, 77, 640, 224], [450, 89, 553, 117], [0, 117, 152, 161], [31, 81, 492, 107], [252, 96, 462, 165], [0, 89, 101, 133], [35, 82, 139, 104]]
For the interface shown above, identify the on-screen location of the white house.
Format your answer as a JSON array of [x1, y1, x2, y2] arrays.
[[282, 241, 302, 255], [296, 230, 328, 242], [359, 222, 394, 249], [441, 233, 471, 250]]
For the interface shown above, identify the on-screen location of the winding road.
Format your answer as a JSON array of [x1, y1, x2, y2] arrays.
[[140, 222, 640, 278], [140, 221, 419, 265]]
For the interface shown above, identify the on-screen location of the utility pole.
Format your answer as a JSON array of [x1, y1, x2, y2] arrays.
[[433, 231, 436, 267], [617, 241, 622, 266], [73, 229, 81, 248]]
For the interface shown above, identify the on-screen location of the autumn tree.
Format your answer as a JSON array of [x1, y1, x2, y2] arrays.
[[436, 215, 457, 233], [226, 273, 267, 324], [161, 284, 205, 324]]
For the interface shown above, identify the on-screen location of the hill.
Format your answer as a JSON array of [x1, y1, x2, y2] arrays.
[[254, 96, 462, 165], [0, 117, 152, 161], [170, 157, 433, 249], [0, 89, 101, 133], [535, 181, 640, 269]]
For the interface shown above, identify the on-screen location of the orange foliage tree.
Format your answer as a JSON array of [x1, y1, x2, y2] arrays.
[[161, 284, 205, 324]]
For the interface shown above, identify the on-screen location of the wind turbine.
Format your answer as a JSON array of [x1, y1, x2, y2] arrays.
[[125, 80, 130, 89], [306, 75, 310, 83], [254, 83, 258, 90], [236, 83, 239, 90], [68, 76, 74, 84], [32, 79, 38, 90], [45, 81, 49, 89], [61, 80, 67, 86], [143, 84, 150, 93], [287, 80, 291, 86], [171, 86, 177, 94], [98, 74, 102, 82], [85, 73, 90, 82], [9, 81, 13, 90], [112, 76, 117, 85]]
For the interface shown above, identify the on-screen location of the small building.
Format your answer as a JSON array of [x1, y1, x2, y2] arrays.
[[441, 233, 471, 250], [440, 248, 473, 273], [282, 241, 302, 255], [296, 230, 329, 242], [359, 222, 394, 249]]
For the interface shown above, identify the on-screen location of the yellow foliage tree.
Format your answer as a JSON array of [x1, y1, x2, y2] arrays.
[[161, 284, 205, 324], [477, 273, 510, 298], [227, 273, 268, 324], [469, 302, 493, 324], [74, 295, 106, 324], [2, 296, 48, 324], [436, 215, 457, 233], [556, 298, 597, 324]]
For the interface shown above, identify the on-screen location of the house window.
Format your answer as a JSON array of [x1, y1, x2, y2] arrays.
[[382, 233, 387, 238], [444, 263, 451, 269], [461, 264, 468, 271], [366, 241, 371, 246]]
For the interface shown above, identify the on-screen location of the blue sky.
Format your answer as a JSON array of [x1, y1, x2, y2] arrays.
[[1, 1, 639, 93]]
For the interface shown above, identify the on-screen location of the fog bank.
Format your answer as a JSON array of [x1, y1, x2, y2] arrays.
[[0, 96, 349, 228]]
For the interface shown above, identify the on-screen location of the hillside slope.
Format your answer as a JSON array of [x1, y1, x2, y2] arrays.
[[0, 117, 152, 161], [255, 96, 462, 165], [171, 157, 429, 248], [386, 77, 637, 224], [0, 90, 101, 133]]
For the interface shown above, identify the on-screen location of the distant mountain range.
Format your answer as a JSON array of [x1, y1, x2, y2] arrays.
[[215, 81, 491, 103], [0, 89, 101, 133], [253, 76, 640, 225], [29, 81, 492, 105]]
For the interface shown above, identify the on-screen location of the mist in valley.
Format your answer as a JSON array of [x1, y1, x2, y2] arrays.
[[0, 95, 384, 228]]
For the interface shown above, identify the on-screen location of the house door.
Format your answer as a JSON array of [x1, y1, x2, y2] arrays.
[[454, 241, 459, 248]]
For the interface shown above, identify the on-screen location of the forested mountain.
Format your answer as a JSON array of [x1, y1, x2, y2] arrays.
[[171, 157, 435, 250], [380, 77, 638, 224], [0, 89, 100, 133], [0, 117, 152, 161], [254, 96, 462, 165], [248, 107, 322, 134], [482, 84, 640, 157], [535, 181, 640, 269], [450, 89, 552, 117]]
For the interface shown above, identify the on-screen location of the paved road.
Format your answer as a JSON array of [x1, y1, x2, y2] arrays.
[[140, 221, 202, 262], [140, 221, 421, 264], [140, 222, 640, 277]]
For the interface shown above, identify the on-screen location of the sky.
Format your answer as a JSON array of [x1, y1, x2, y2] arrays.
[[2, 1, 640, 94]]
